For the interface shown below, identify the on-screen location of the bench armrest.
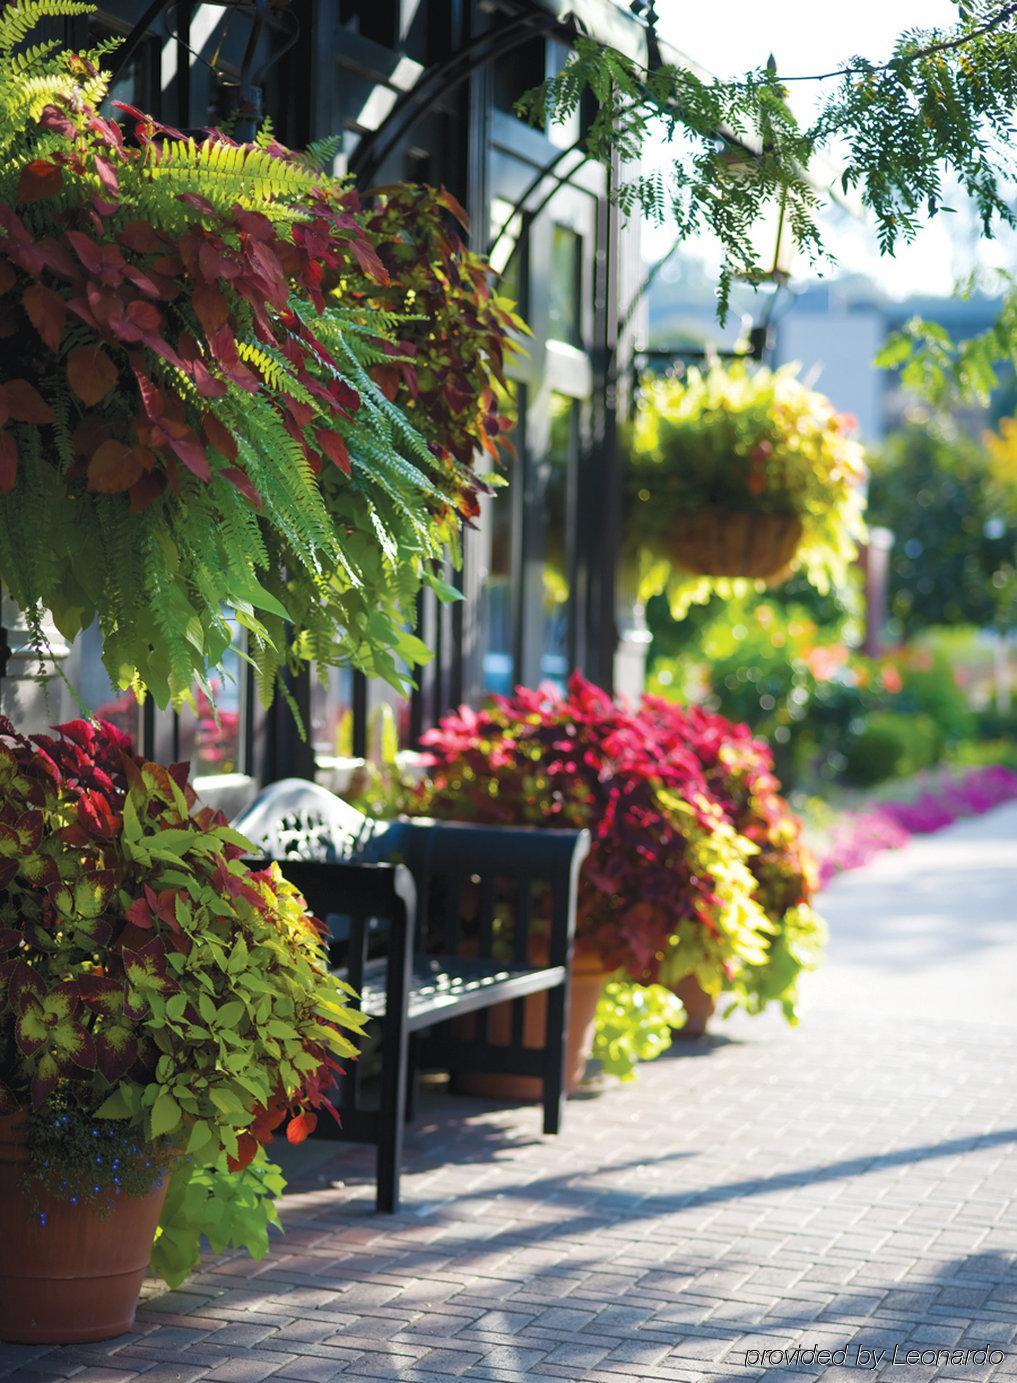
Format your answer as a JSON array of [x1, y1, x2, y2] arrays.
[[248, 856, 416, 1080]]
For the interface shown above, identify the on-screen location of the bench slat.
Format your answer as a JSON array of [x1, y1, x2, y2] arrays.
[[350, 957, 567, 1030]]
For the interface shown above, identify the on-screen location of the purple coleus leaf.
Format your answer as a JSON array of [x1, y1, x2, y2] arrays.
[[7, 960, 43, 1013], [15, 984, 97, 1071], [68, 975, 139, 1080], [19, 853, 60, 889], [71, 974, 122, 1012], [11, 810, 43, 852], [93, 1023, 140, 1082]]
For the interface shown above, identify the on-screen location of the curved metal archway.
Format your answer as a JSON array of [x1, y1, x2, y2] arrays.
[[349, 7, 571, 184]]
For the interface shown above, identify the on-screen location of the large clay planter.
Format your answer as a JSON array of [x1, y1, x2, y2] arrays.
[[666, 508, 803, 581], [456, 960, 610, 1101], [671, 974, 717, 1039], [0, 1113, 170, 1344]]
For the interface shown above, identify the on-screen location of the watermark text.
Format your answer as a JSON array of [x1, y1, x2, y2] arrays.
[[741, 1343, 1005, 1371]]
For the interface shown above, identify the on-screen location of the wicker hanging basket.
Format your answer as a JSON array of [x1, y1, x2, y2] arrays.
[[665, 507, 804, 582]]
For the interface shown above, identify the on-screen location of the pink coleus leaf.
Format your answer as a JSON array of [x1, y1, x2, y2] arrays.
[[17, 159, 63, 204], [315, 428, 351, 475], [220, 467, 261, 507]]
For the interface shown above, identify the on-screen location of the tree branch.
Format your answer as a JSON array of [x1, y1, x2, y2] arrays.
[[761, 2, 1017, 84]]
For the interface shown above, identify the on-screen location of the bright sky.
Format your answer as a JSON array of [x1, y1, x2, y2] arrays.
[[642, 1, 1015, 298]]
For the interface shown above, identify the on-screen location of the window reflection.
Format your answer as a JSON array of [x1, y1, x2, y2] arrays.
[[311, 665, 355, 758], [177, 625, 244, 778], [481, 383, 522, 695], [493, 36, 546, 115], [490, 198, 525, 311], [81, 622, 142, 747], [539, 392, 575, 688]]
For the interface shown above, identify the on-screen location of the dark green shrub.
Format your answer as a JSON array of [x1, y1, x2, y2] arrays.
[[843, 712, 943, 786], [976, 703, 1017, 741], [897, 659, 977, 744], [868, 424, 1017, 637]]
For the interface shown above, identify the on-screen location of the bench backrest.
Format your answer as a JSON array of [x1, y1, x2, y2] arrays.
[[233, 777, 392, 863], [234, 778, 590, 971]]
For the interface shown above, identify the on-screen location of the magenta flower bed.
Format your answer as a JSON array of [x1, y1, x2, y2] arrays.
[[818, 764, 1017, 886]]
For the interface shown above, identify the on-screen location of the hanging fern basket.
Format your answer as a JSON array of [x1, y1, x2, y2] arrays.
[[664, 507, 804, 581]]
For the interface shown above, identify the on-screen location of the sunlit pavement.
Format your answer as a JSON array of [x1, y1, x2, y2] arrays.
[[3, 804, 1017, 1383]]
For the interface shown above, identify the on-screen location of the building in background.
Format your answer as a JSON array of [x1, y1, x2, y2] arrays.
[[646, 263, 1006, 445]]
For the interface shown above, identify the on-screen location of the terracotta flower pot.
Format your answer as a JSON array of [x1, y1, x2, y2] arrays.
[[666, 508, 803, 581], [671, 974, 716, 1039], [0, 1113, 170, 1344], [456, 961, 610, 1101]]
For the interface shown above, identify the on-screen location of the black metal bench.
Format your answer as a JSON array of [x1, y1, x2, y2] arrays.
[[233, 779, 589, 1211]]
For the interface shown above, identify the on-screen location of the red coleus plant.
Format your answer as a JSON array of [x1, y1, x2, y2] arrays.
[[639, 693, 817, 907], [0, 13, 525, 703], [405, 674, 765, 980], [357, 183, 521, 516], [0, 715, 362, 1162], [404, 674, 825, 1014], [638, 695, 826, 1018], [0, 103, 514, 509]]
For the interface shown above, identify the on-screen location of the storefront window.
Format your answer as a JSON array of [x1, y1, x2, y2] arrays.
[[493, 36, 546, 116], [311, 665, 355, 758], [340, 0, 398, 49], [80, 622, 143, 747], [548, 225, 582, 346], [490, 198, 526, 311]]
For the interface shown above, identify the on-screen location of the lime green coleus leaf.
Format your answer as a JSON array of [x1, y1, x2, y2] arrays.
[[16, 988, 97, 1070], [94, 1084, 138, 1120], [151, 1151, 288, 1289], [52, 872, 116, 921]]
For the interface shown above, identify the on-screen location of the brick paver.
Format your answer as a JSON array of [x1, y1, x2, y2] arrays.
[[3, 804, 1016, 1382]]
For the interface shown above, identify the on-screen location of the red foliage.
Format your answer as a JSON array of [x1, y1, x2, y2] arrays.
[[0, 91, 519, 521], [0, 715, 345, 1150], [413, 674, 816, 980]]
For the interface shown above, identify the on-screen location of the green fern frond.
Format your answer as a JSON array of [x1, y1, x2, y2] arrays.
[[0, 73, 79, 123], [301, 133, 343, 172], [4, 39, 62, 72], [143, 139, 325, 208], [0, 0, 93, 54], [235, 340, 314, 402]]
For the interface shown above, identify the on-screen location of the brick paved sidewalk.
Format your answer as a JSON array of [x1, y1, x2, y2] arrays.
[[3, 804, 1017, 1383]]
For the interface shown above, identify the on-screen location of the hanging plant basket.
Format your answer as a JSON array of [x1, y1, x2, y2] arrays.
[[628, 363, 867, 612], [664, 506, 804, 581], [0, 13, 523, 708]]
